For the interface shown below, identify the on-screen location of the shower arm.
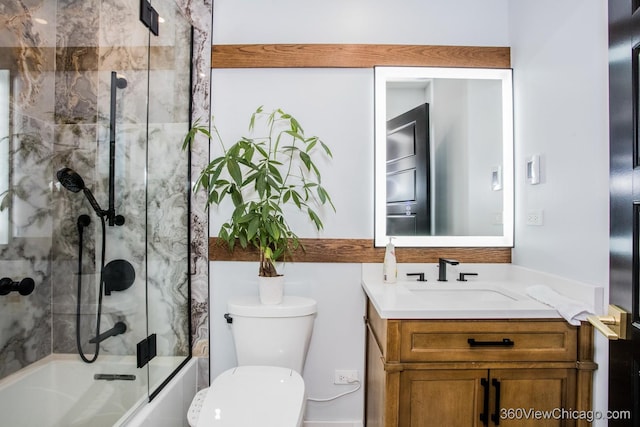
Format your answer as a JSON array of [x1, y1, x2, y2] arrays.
[[108, 71, 127, 227]]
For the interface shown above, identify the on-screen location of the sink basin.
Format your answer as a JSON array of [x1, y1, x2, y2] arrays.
[[403, 283, 522, 303], [360, 263, 598, 319]]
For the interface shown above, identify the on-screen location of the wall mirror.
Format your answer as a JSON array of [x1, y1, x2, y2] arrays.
[[374, 66, 514, 247]]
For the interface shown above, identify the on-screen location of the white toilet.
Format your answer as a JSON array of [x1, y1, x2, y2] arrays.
[[190, 295, 317, 427]]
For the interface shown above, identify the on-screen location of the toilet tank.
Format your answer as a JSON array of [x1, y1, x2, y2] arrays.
[[227, 295, 317, 374]]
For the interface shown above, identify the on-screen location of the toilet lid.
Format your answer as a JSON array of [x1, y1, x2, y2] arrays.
[[228, 295, 317, 317], [196, 366, 305, 427]]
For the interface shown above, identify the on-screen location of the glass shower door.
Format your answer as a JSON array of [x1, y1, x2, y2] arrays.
[[145, 0, 192, 396], [93, 0, 152, 416]]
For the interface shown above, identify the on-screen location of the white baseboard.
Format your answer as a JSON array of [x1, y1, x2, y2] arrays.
[[304, 422, 363, 427]]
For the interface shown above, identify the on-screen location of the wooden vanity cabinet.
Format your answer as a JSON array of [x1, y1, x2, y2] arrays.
[[365, 301, 596, 427]]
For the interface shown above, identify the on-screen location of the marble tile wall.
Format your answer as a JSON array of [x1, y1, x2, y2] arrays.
[[0, 0, 211, 384], [0, 0, 56, 379], [177, 0, 212, 388]]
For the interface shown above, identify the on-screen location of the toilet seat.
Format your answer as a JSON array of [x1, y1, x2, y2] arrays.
[[195, 366, 305, 427]]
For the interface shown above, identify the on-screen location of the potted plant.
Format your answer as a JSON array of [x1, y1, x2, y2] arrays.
[[183, 106, 335, 304]]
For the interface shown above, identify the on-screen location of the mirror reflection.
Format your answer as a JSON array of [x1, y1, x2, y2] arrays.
[[374, 66, 514, 247]]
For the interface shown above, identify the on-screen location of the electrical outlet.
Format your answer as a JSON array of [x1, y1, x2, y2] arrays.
[[334, 369, 359, 385], [526, 210, 544, 226]]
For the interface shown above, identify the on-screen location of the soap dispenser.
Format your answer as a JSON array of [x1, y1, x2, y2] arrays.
[[383, 237, 397, 284]]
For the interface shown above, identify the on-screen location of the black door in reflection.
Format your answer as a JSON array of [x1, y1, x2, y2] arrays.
[[385, 103, 430, 236]]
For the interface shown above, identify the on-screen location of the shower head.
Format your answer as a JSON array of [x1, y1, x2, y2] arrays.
[[57, 167, 106, 218], [57, 167, 84, 193]]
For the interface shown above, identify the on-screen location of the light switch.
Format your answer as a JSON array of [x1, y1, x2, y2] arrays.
[[526, 155, 540, 185]]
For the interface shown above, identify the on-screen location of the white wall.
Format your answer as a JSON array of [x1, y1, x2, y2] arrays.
[[209, 0, 611, 423], [212, 0, 509, 45], [209, 68, 372, 423], [211, 2, 510, 423], [508, 1, 610, 424]]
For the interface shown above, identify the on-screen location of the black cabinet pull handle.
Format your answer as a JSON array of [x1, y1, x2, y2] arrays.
[[467, 338, 514, 347], [491, 378, 501, 425], [479, 377, 490, 426]]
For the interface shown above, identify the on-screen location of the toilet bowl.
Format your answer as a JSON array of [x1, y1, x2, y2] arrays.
[[189, 296, 317, 427], [195, 366, 305, 427]]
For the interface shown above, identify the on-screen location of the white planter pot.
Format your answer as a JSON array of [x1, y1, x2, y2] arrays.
[[258, 275, 285, 305]]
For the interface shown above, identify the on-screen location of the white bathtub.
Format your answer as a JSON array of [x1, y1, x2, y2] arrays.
[[0, 354, 195, 427]]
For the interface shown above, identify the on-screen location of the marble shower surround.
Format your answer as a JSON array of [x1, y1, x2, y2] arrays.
[[0, 0, 212, 382]]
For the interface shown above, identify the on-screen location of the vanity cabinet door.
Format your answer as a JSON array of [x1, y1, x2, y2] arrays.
[[490, 368, 576, 427], [396, 368, 576, 427], [398, 369, 487, 427]]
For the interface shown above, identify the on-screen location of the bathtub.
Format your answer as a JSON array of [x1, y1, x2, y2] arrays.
[[0, 354, 195, 427]]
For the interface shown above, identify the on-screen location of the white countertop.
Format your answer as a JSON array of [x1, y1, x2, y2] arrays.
[[362, 263, 605, 320]]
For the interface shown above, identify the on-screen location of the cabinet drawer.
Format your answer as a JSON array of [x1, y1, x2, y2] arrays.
[[400, 320, 577, 362]]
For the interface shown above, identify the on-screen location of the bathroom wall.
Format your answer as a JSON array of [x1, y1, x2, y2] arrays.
[[210, 0, 610, 424], [508, 1, 610, 424], [210, 0, 510, 423], [0, 0, 55, 378]]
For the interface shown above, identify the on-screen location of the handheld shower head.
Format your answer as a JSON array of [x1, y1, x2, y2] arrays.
[[56, 167, 85, 193], [57, 168, 106, 218]]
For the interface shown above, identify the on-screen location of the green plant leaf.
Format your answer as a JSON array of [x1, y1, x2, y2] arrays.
[[290, 191, 302, 208], [299, 151, 311, 171], [285, 130, 305, 141], [230, 185, 243, 206], [238, 232, 247, 248], [227, 158, 242, 186], [305, 136, 318, 152], [320, 140, 333, 157], [308, 208, 324, 230], [208, 190, 220, 205], [247, 217, 260, 240]]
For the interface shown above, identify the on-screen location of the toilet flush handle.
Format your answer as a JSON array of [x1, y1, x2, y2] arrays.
[[224, 313, 233, 324]]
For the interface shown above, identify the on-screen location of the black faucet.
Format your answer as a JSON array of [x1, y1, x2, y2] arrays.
[[438, 258, 459, 281], [89, 321, 127, 344]]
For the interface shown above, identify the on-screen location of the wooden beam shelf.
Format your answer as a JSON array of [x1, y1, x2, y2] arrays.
[[211, 44, 510, 69], [209, 238, 511, 264]]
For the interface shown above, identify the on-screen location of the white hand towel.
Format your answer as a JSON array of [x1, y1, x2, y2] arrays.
[[525, 284, 594, 326]]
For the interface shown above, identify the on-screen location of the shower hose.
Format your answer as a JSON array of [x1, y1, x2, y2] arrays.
[[75, 214, 107, 363]]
